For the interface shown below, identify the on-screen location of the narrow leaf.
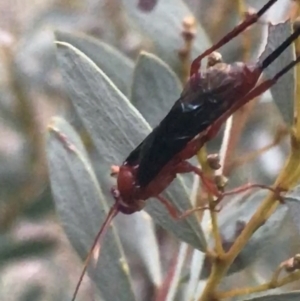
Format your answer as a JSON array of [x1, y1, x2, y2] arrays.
[[259, 21, 295, 126], [244, 291, 300, 301], [131, 51, 182, 127], [55, 30, 134, 96], [20, 285, 43, 301], [166, 243, 189, 301], [116, 212, 162, 287], [284, 184, 300, 235], [46, 117, 135, 301], [185, 250, 205, 301]]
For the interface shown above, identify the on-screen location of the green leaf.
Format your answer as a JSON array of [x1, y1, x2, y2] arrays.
[[244, 291, 300, 301], [120, 0, 210, 71], [55, 41, 206, 251], [46, 117, 135, 301], [259, 20, 294, 126], [55, 30, 134, 96], [131, 51, 182, 127]]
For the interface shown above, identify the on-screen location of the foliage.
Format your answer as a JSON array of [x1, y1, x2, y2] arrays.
[[2, 0, 300, 301]]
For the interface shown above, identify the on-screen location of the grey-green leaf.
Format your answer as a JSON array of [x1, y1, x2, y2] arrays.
[[0, 236, 54, 265], [243, 291, 300, 301], [186, 249, 205, 301], [20, 285, 43, 301], [46, 117, 135, 301], [259, 20, 294, 126], [55, 30, 134, 96], [55, 41, 206, 251], [120, 0, 210, 71], [284, 184, 300, 235], [166, 243, 189, 301], [116, 212, 162, 287], [202, 191, 295, 278], [131, 51, 182, 127]]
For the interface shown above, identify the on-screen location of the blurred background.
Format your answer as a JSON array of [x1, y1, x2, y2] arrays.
[[0, 0, 297, 300]]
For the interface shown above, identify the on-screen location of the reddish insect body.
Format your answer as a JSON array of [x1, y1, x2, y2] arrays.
[[113, 12, 300, 217], [72, 0, 300, 299], [112, 62, 262, 215]]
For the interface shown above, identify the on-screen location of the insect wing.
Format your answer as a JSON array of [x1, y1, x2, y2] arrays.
[[135, 89, 217, 187], [128, 65, 245, 187]]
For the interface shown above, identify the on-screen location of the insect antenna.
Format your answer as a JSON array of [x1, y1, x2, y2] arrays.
[[71, 203, 119, 301], [260, 23, 300, 70]]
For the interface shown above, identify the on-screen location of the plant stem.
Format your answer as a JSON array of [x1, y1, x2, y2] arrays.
[[198, 116, 300, 301], [198, 11, 300, 301], [237, 0, 251, 62], [197, 148, 224, 257], [198, 160, 290, 301], [294, 26, 300, 137], [215, 270, 300, 299]]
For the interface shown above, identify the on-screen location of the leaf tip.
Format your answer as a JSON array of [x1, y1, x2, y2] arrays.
[[47, 116, 64, 133], [54, 40, 70, 49]]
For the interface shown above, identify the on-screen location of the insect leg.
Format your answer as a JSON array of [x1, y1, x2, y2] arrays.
[[219, 183, 285, 203], [174, 161, 220, 196], [156, 195, 213, 220], [190, 0, 278, 77], [156, 195, 182, 219]]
